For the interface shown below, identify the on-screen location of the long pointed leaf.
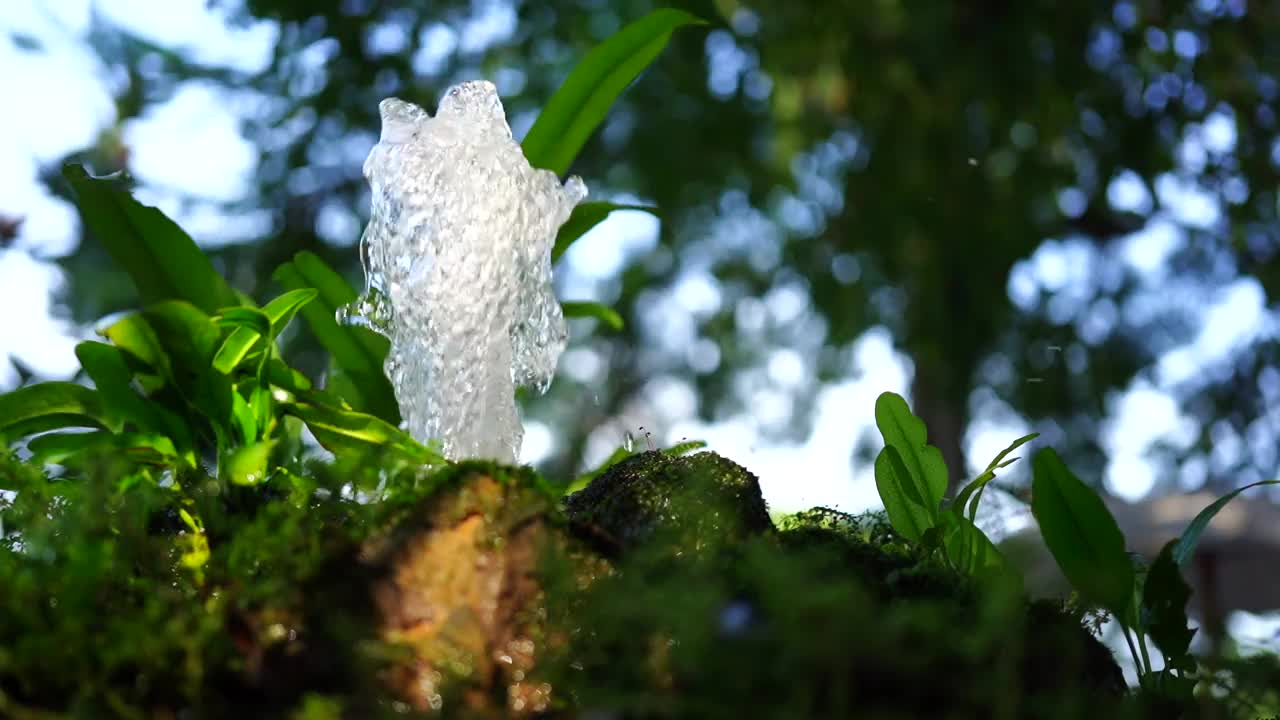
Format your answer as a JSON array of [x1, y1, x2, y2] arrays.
[[553, 202, 659, 262], [522, 9, 707, 176], [274, 253, 399, 423], [1171, 479, 1280, 567], [0, 383, 111, 440], [63, 164, 239, 314]]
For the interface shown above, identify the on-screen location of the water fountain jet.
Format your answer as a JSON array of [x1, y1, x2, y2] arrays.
[[339, 81, 586, 464]]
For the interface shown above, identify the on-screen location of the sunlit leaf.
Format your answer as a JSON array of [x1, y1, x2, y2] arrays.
[[283, 396, 442, 465], [874, 391, 947, 514], [874, 445, 933, 543], [224, 440, 275, 486], [561, 300, 624, 330], [522, 9, 707, 176]]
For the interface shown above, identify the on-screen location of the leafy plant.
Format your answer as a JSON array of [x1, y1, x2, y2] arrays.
[[871, 391, 1028, 580], [1031, 447, 1280, 697]]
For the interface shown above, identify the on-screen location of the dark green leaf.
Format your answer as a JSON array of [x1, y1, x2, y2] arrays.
[[0, 382, 112, 439], [874, 391, 947, 513], [74, 342, 164, 431], [1031, 448, 1134, 619], [521, 9, 707, 176], [27, 431, 178, 467], [874, 445, 933, 543], [553, 202, 659, 262], [561, 300, 624, 330], [1141, 540, 1196, 672], [274, 252, 398, 423], [1171, 479, 1280, 567], [63, 164, 239, 314]]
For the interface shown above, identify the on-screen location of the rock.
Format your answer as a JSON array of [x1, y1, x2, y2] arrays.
[[360, 464, 590, 715], [563, 451, 773, 556]]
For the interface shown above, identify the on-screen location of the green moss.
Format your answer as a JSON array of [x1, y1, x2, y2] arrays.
[[563, 450, 773, 555]]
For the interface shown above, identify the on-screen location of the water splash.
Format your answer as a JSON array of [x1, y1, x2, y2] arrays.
[[339, 81, 586, 463]]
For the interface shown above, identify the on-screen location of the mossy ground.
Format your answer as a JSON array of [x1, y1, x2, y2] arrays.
[[0, 450, 1274, 719]]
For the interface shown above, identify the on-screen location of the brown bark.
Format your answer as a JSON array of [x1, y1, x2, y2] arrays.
[[911, 371, 968, 499]]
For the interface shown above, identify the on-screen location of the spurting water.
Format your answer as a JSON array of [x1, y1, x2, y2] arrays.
[[339, 81, 586, 463]]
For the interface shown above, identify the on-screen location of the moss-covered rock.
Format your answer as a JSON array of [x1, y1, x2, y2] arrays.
[[563, 450, 773, 555]]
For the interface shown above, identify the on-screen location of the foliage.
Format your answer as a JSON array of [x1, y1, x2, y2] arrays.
[[3, 6, 1279, 719]]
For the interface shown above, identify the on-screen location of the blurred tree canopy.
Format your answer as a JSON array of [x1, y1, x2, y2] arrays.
[[20, 0, 1280, 495]]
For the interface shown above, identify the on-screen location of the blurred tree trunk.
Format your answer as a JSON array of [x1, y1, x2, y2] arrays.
[[911, 370, 967, 499]]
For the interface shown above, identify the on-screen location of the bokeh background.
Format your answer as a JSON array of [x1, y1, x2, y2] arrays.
[[2, 0, 1279, 651]]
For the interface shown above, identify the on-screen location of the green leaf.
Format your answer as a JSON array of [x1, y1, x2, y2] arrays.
[[1171, 479, 1280, 567], [874, 391, 947, 513], [939, 509, 1012, 578], [274, 252, 398, 423], [224, 440, 274, 486], [283, 397, 441, 465], [662, 439, 708, 457], [553, 202, 659, 262], [874, 445, 934, 543], [265, 359, 312, 394], [952, 432, 1039, 521], [75, 342, 156, 428], [1031, 448, 1134, 618], [521, 9, 707, 176], [62, 164, 239, 314], [214, 307, 271, 336], [230, 391, 257, 445], [564, 445, 633, 495], [263, 288, 319, 336], [1141, 540, 1196, 672], [27, 431, 178, 466], [0, 382, 112, 440], [561, 300, 624, 331]]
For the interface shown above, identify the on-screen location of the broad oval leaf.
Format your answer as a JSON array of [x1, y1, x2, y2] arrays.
[[553, 202, 659, 262], [0, 382, 112, 439], [561, 300, 624, 330], [63, 164, 239, 314], [1171, 478, 1280, 567], [521, 9, 707, 176], [874, 445, 933, 543], [1031, 448, 1134, 618], [874, 392, 947, 513]]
